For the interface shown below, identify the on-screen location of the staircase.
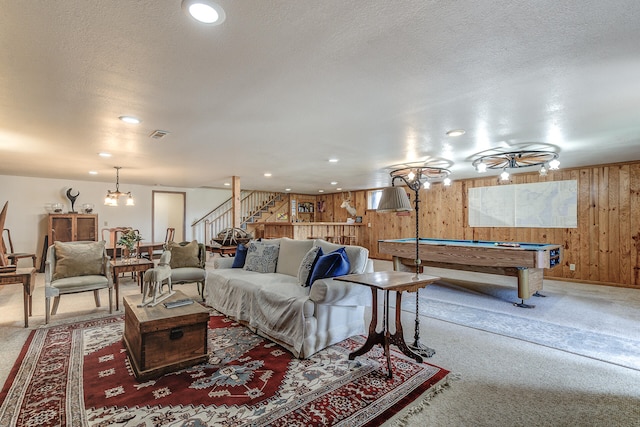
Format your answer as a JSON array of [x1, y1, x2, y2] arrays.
[[191, 191, 286, 244]]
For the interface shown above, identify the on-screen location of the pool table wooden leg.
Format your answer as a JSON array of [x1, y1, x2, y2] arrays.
[[514, 267, 546, 308]]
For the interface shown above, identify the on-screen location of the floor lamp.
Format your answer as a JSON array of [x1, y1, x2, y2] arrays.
[[378, 164, 451, 358]]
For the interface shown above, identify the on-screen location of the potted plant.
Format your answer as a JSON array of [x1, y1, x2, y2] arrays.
[[117, 229, 143, 261]]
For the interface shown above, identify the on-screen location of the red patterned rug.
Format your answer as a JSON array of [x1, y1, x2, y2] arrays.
[[0, 314, 450, 426]]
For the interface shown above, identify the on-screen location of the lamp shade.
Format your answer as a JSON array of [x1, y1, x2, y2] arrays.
[[377, 186, 412, 212]]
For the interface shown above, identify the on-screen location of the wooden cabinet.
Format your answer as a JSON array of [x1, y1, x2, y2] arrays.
[[48, 213, 98, 243], [294, 198, 316, 222]]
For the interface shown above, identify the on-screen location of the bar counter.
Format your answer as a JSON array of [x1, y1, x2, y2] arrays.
[[249, 222, 365, 244]]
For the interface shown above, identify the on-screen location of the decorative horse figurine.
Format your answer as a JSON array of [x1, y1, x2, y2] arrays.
[[139, 251, 174, 307]]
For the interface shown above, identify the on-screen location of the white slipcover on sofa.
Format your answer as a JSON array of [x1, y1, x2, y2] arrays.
[[205, 238, 373, 358]]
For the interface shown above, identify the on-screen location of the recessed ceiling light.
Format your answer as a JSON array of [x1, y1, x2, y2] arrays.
[[119, 115, 141, 124], [330, 181, 338, 185], [329, 158, 339, 163], [98, 152, 112, 157], [336, 187, 342, 191], [318, 190, 324, 193], [182, 0, 226, 25], [89, 171, 98, 175], [264, 173, 272, 177], [446, 129, 465, 137], [223, 182, 230, 186], [285, 188, 292, 192]]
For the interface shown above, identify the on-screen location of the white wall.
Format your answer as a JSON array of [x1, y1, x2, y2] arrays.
[[0, 174, 230, 267]]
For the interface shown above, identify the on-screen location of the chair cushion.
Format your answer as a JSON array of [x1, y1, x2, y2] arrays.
[[171, 267, 207, 282], [243, 241, 280, 273], [308, 247, 350, 285], [49, 275, 110, 291], [168, 241, 200, 268], [276, 238, 314, 277], [53, 241, 105, 280]]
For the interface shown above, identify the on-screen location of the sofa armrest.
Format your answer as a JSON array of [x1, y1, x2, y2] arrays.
[[214, 257, 235, 269], [309, 277, 370, 306], [363, 259, 374, 273]]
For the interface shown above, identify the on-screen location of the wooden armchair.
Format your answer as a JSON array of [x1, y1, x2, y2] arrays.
[[2, 228, 37, 267], [44, 241, 112, 324], [166, 241, 207, 300]]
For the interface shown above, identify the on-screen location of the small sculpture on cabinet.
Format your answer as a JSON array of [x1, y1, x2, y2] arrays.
[[66, 188, 80, 213]]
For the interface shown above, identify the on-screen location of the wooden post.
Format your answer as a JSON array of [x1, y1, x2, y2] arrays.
[[232, 176, 241, 228]]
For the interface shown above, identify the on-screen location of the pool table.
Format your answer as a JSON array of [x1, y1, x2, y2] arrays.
[[378, 238, 562, 307]]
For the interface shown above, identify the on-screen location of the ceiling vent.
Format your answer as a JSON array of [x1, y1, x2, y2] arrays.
[[149, 130, 169, 140]]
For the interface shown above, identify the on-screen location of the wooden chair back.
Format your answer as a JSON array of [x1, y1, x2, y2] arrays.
[[2, 229, 37, 267], [2, 228, 14, 254], [101, 227, 141, 258], [165, 227, 175, 243]]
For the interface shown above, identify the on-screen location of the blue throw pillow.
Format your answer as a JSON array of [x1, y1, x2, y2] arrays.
[[232, 244, 248, 268], [308, 247, 350, 285]]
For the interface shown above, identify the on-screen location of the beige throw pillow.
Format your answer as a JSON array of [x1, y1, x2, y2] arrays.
[[168, 241, 201, 268], [53, 241, 105, 280], [276, 237, 314, 277]]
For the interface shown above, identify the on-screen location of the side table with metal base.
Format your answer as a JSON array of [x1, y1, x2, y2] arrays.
[[336, 271, 440, 378]]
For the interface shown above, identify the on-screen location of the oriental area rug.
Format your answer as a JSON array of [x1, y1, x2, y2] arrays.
[[0, 314, 450, 426]]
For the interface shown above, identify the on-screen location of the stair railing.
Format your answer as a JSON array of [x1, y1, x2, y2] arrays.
[[192, 191, 283, 244]]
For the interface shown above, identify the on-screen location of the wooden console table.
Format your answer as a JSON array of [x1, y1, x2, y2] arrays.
[[207, 245, 237, 257], [0, 267, 36, 327], [336, 271, 440, 378]]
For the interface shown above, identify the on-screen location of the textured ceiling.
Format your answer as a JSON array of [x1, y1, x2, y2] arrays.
[[1, 0, 640, 194]]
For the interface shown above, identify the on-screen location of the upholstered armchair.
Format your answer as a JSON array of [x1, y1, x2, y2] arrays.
[[166, 241, 207, 300], [44, 240, 113, 324]]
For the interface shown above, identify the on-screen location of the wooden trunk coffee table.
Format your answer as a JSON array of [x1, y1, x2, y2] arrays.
[[336, 271, 440, 378], [123, 291, 209, 381]]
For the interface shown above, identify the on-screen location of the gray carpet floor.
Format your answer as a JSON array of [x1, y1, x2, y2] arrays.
[[400, 271, 640, 371], [1, 259, 639, 426]]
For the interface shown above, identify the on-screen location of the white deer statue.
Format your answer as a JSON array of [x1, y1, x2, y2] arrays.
[[340, 192, 357, 217]]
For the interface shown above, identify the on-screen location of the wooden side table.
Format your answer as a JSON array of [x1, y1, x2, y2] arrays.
[[336, 271, 440, 378], [111, 259, 154, 310], [0, 267, 36, 327]]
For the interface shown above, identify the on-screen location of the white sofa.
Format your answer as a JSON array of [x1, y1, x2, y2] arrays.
[[205, 238, 373, 358]]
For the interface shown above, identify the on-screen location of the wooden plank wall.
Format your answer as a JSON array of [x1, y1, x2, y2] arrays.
[[311, 161, 640, 289]]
